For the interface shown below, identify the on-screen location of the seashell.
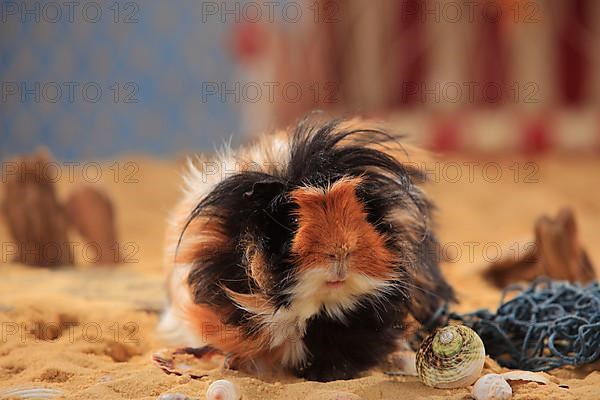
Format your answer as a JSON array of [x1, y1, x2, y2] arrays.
[[206, 379, 240, 400], [472, 374, 512, 400], [0, 386, 64, 399], [151, 347, 224, 379], [158, 393, 192, 400], [501, 370, 549, 384], [416, 325, 485, 389], [386, 350, 418, 377]]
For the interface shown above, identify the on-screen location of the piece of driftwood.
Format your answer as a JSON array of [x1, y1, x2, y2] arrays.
[[65, 185, 122, 264], [1, 150, 73, 266], [484, 208, 596, 287]]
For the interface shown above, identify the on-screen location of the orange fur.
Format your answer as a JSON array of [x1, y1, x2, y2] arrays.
[[171, 279, 274, 363], [175, 217, 227, 264], [290, 177, 395, 280], [241, 238, 272, 290]]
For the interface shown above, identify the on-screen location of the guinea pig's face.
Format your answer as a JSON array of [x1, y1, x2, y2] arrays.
[[290, 177, 396, 294]]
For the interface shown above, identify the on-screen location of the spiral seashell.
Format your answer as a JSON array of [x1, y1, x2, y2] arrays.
[[206, 379, 241, 400], [416, 325, 485, 389], [472, 374, 512, 400]]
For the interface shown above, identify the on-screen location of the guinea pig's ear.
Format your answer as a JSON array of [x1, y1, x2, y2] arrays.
[[243, 179, 285, 200]]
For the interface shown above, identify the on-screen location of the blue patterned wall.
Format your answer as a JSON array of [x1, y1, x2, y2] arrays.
[[0, 0, 242, 160]]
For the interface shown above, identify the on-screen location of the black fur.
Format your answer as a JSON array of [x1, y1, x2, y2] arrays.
[[180, 116, 455, 381], [297, 290, 409, 381]]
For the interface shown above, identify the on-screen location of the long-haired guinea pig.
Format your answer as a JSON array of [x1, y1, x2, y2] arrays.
[[160, 116, 455, 382]]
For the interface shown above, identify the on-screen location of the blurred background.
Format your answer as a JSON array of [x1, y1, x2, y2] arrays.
[[1, 3, 600, 396], [2, 0, 600, 161]]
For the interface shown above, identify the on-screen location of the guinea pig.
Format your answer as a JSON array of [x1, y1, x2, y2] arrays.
[[159, 116, 455, 382]]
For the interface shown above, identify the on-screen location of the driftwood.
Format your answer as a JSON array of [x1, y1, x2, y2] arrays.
[[2, 150, 121, 266], [1, 150, 73, 266], [65, 185, 122, 264], [484, 208, 596, 287]]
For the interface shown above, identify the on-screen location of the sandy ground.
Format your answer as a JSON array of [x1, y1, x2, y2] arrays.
[[0, 155, 599, 399]]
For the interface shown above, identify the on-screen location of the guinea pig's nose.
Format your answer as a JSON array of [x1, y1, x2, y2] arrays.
[[335, 266, 347, 281], [332, 251, 349, 279]]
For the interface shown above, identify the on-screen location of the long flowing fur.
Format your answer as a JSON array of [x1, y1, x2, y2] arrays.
[[163, 116, 455, 381]]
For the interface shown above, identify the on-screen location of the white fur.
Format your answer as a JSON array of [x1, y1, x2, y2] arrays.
[[159, 264, 207, 347], [158, 305, 206, 348], [262, 269, 393, 367]]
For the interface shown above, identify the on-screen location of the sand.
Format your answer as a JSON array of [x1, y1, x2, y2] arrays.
[[0, 155, 599, 399]]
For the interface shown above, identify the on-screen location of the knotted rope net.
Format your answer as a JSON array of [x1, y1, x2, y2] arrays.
[[435, 278, 600, 371]]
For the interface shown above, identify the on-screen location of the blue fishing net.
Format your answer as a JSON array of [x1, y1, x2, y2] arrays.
[[441, 278, 600, 371]]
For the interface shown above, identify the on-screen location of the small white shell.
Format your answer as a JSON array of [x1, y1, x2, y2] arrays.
[[158, 394, 192, 400], [206, 379, 241, 400], [389, 350, 418, 376], [501, 370, 550, 384], [472, 374, 512, 400], [0, 386, 63, 399]]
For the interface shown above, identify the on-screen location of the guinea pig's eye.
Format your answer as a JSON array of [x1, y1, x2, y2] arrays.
[[291, 216, 299, 224]]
